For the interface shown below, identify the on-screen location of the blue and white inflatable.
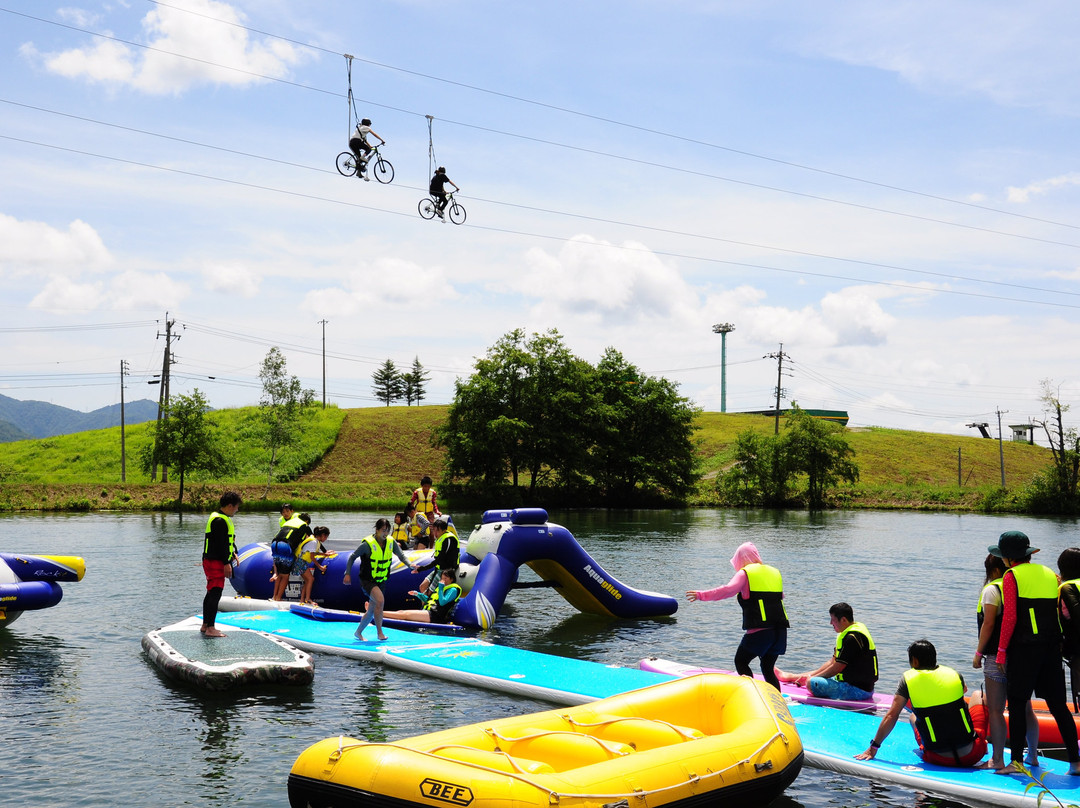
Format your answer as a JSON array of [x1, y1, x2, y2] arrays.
[[228, 508, 678, 629], [0, 553, 86, 628]]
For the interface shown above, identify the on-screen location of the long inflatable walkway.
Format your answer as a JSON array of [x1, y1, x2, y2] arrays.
[[229, 508, 678, 629]]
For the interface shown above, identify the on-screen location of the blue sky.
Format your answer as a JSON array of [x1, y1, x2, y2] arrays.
[[2, 0, 1079, 443]]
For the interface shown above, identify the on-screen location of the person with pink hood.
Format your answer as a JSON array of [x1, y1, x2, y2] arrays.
[[686, 541, 788, 691]]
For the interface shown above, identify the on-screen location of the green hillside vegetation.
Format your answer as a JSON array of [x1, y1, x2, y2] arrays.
[[0, 405, 1054, 512]]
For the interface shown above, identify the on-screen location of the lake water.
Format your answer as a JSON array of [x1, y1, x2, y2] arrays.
[[2, 507, 1078, 807]]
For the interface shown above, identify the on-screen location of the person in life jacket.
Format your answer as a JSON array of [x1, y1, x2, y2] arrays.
[[973, 552, 1039, 772], [405, 503, 431, 550], [686, 541, 788, 691], [391, 511, 411, 549], [409, 476, 441, 520], [856, 639, 988, 767], [201, 490, 241, 638], [419, 515, 460, 595], [381, 570, 462, 625], [784, 602, 878, 701], [270, 512, 311, 601], [1058, 547, 1080, 713], [992, 530, 1080, 775], [343, 518, 419, 641]]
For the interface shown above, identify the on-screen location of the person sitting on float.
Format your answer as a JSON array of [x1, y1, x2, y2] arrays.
[[380, 570, 462, 624], [856, 639, 988, 767]]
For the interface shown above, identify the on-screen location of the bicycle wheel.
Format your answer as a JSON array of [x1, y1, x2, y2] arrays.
[[448, 200, 467, 225], [373, 157, 394, 184], [418, 198, 437, 219], [336, 151, 357, 176]]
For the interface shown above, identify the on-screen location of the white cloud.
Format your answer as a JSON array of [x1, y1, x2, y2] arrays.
[[27, 271, 189, 312], [301, 257, 460, 317], [517, 235, 694, 322], [202, 261, 261, 298], [0, 214, 112, 275], [1007, 173, 1080, 203], [23, 0, 307, 95]]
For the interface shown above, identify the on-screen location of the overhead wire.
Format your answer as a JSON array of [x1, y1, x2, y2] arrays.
[[5, 5, 1080, 251], [129, 0, 1080, 235], [4, 130, 1080, 312]]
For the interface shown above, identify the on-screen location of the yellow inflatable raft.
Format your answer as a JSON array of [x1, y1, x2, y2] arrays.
[[288, 673, 803, 808]]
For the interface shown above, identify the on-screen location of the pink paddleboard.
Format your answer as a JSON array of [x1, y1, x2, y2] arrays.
[[638, 656, 892, 711]]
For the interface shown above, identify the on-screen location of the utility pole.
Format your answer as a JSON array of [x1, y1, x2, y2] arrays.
[[764, 343, 789, 435], [150, 314, 180, 483], [712, 323, 735, 413], [319, 318, 328, 409], [996, 406, 1009, 487], [120, 360, 129, 483]]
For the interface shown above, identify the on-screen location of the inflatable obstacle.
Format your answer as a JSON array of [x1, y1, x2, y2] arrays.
[[0, 553, 86, 628], [228, 508, 678, 629]]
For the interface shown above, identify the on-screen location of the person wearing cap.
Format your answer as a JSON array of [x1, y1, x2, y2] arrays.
[[686, 541, 788, 692], [856, 639, 988, 767], [428, 167, 459, 221], [991, 530, 1080, 775], [419, 515, 459, 594]]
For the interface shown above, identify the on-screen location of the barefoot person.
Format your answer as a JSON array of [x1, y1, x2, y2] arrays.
[[201, 491, 241, 638], [974, 552, 1038, 772], [780, 602, 878, 701], [857, 639, 988, 766], [991, 530, 1080, 775], [343, 518, 418, 641]]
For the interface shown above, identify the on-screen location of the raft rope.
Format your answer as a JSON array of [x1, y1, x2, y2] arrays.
[[426, 114, 436, 180], [344, 55, 357, 138], [560, 715, 702, 740], [484, 727, 631, 757], [326, 728, 789, 803]]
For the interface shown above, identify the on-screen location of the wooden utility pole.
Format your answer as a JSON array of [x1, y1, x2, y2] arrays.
[[120, 360, 129, 482], [151, 315, 179, 482], [764, 344, 789, 435]]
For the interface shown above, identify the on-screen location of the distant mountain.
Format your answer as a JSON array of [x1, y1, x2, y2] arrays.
[[0, 393, 160, 442], [0, 418, 32, 442]]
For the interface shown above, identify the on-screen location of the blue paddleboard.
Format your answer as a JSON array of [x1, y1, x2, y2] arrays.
[[211, 610, 668, 703], [790, 701, 1080, 807]]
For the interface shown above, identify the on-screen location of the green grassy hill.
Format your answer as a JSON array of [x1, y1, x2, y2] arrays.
[[0, 405, 1053, 512]]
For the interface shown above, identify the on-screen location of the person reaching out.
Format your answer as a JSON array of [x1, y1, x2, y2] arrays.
[[686, 541, 787, 691]]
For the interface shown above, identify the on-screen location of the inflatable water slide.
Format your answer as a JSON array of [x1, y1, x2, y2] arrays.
[[228, 508, 677, 629], [0, 552, 86, 628]]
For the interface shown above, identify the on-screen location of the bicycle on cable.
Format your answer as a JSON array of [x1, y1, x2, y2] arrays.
[[337, 143, 394, 184], [418, 166, 465, 224], [418, 191, 466, 224]]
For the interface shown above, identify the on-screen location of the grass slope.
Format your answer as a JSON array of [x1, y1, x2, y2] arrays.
[[0, 406, 1054, 512]]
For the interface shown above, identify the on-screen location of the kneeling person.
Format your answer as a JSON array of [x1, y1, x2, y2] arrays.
[[857, 639, 987, 766]]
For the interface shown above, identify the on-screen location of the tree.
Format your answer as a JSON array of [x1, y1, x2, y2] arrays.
[[401, 356, 431, 406], [258, 347, 316, 495], [372, 359, 404, 406], [438, 331, 699, 504], [717, 403, 858, 509], [139, 389, 230, 508], [588, 348, 699, 503], [1030, 379, 1080, 514], [782, 404, 859, 509]]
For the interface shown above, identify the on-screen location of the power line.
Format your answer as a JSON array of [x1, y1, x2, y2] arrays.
[[6, 6, 1080, 247], [5, 132, 1080, 313], [132, 0, 1080, 234], [8, 98, 1079, 301]]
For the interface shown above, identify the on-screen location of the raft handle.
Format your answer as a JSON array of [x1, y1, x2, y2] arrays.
[[754, 760, 773, 773]]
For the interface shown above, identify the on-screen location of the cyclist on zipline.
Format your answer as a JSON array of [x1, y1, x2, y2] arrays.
[[429, 166, 459, 220], [349, 118, 385, 181]]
